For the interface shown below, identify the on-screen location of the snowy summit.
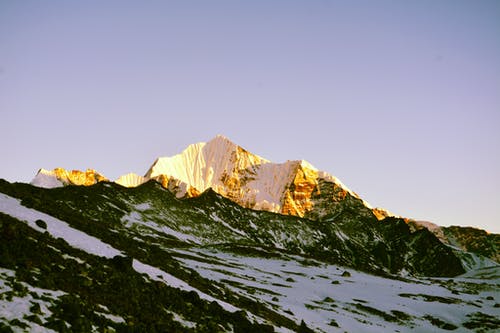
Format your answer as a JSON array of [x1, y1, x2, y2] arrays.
[[32, 135, 383, 220]]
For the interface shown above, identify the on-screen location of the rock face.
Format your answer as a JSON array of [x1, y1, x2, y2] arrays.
[[442, 226, 500, 263]]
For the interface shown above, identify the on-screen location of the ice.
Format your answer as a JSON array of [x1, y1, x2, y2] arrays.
[[143, 135, 360, 215]]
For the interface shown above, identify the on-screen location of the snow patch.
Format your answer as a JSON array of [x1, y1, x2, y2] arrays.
[[142, 220, 200, 243], [210, 212, 247, 237], [134, 202, 151, 211], [121, 207, 200, 243], [0, 267, 65, 332], [166, 310, 197, 329], [0, 193, 122, 259], [95, 311, 126, 324], [132, 260, 240, 312]]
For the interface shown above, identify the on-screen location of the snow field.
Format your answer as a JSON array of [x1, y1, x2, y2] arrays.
[[176, 247, 500, 333]]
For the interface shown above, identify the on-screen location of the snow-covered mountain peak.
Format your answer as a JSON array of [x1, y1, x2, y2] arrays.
[[30, 135, 387, 220], [144, 136, 268, 190], [115, 173, 147, 188], [207, 134, 239, 148], [139, 136, 374, 218]]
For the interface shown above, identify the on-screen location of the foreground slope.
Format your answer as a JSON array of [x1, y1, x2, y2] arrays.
[[0, 179, 498, 332], [1, 180, 465, 277]]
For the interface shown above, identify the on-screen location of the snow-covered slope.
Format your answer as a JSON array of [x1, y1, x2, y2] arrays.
[[0, 182, 498, 332], [181, 247, 500, 333]]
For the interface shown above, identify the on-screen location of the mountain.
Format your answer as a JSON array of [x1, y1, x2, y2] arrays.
[[143, 135, 394, 222], [0, 179, 498, 332], [1, 179, 465, 277], [31, 135, 498, 264], [3, 133, 500, 331], [33, 135, 389, 219]]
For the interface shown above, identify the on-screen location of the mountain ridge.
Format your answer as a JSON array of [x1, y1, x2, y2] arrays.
[[31, 135, 388, 219], [28, 135, 498, 263]]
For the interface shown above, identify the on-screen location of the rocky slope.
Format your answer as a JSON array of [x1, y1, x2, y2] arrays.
[[408, 221, 499, 265], [1, 179, 498, 332], [1, 179, 465, 277], [142, 135, 382, 220]]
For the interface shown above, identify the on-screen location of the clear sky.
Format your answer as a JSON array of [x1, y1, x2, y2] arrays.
[[1, 1, 499, 233]]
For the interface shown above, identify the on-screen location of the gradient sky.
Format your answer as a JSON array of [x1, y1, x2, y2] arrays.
[[1, 1, 499, 233]]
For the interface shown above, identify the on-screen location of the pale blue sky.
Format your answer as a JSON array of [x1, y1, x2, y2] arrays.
[[1, 1, 499, 232]]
